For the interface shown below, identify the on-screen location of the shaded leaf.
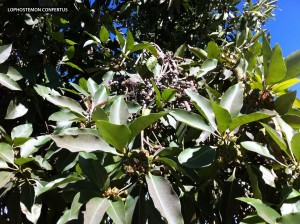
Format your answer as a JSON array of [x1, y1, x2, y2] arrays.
[[174, 43, 186, 57], [275, 91, 296, 115], [92, 85, 108, 108], [284, 49, 300, 81], [99, 26, 109, 44], [291, 133, 300, 162], [0, 171, 14, 188]]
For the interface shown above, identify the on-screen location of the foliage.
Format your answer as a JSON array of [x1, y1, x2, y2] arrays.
[[2, 0, 300, 223]]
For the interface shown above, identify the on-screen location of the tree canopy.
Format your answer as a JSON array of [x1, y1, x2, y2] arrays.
[[2, 0, 300, 223]]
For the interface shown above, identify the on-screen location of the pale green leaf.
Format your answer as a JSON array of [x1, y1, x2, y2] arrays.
[[109, 97, 129, 125], [5, 99, 28, 119], [46, 95, 84, 115], [107, 201, 125, 224], [0, 73, 21, 91], [266, 44, 286, 84], [83, 198, 109, 224], [146, 173, 184, 224], [0, 143, 14, 164], [0, 44, 12, 64], [220, 83, 243, 118], [11, 123, 33, 139]]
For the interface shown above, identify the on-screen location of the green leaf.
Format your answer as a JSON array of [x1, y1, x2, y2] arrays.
[[174, 43, 186, 57], [131, 42, 157, 56], [197, 58, 218, 77], [115, 28, 125, 49], [187, 45, 207, 60], [266, 44, 286, 84], [169, 109, 214, 133], [48, 110, 79, 122], [125, 193, 139, 224], [241, 141, 284, 165], [107, 201, 126, 224], [151, 80, 163, 109], [291, 133, 300, 162], [79, 158, 108, 187], [125, 30, 134, 52], [211, 101, 231, 133], [11, 123, 33, 139], [162, 88, 177, 103], [0, 143, 14, 164], [146, 56, 158, 71], [207, 41, 220, 59], [83, 198, 109, 224], [70, 83, 90, 97], [96, 120, 130, 151], [229, 110, 277, 131], [284, 50, 300, 81], [146, 173, 184, 224], [20, 135, 51, 157], [99, 26, 109, 44], [277, 212, 300, 224], [87, 78, 100, 96], [262, 34, 272, 76], [178, 146, 216, 168], [129, 112, 167, 141], [0, 73, 21, 90], [64, 62, 84, 72], [275, 91, 296, 115], [0, 44, 12, 64], [84, 31, 101, 43], [92, 108, 108, 122], [46, 95, 84, 115], [220, 83, 243, 118], [282, 114, 300, 129], [6, 66, 22, 81], [260, 123, 288, 155], [185, 89, 217, 131], [51, 134, 119, 155], [246, 165, 262, 200], [5, 98, 28, 119], [64, 46, 75, 60], [92, 85, 108, 108], [36, 175, 82, 196], [259, 165, 276, 188], [0, 171, 14, 188], [272, 78, 300, 92], [67, 192, 83, 221], [109, 97, 129, 125], [237, 198, 280, 224]]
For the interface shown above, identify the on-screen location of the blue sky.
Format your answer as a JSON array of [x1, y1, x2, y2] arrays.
[[265, 0, 300, 95]]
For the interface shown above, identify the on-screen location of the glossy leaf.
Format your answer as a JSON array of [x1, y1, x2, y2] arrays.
[[146, 173, 184, 224], [11, 123, 33, 139], [237, 198, 280, 224], [162, 88, 177, 103], [70, 82, 90, 97], [20, 135, 51, 157], [99, 26, 109, 44], [207, 41, 220, 59], [187, 45, 207, 60], [125, 30, 134, 52], [284, 49, 300, 81], [197, 58, 218, 77], [129, 112, 167, 140], [229, 110, 277, 131], [291, 133, 300, 162], [241, 141, 284, 165], [275, 91, 296, 115], [211, 101, 231, 133], [272, 78, 300, 92], [46, 95, 84, 115], [259, 165, 276, 188], [5, 98, 28, 119], [106, 200, 126, 224], [178, 146, 216, 168], [87, 78, 100, 96], [83, 198, 109, 224], [109, 97, 129, 125], [220, 83, 243, 118], [64, 62, 84, 72], [169, 109, 213, 133], [96, 120, 130, 151], [0, 171, 14, 188], [0, 44, 12, 63], [174, 43, 186, 57], [261, 123, 288, 155], [185, 89, 217, 130], [92, 85, 108, 108], [0, 143, 14, 164], [0, 73, 21, 91], [266, 44, 286, 84], [51, 134, 119, 155], [277, 212, 300, 224]]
